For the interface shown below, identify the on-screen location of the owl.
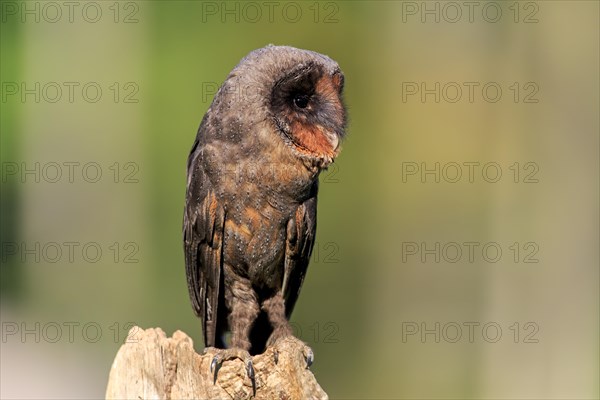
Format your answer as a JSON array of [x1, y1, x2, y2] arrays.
[[183, 45, 346, 381]]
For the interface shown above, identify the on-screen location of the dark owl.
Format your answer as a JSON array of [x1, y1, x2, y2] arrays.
[[183, 45, 346, 378]]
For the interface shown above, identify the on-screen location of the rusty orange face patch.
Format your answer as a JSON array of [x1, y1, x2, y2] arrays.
[[290, 120, 336, 158], [286, 75, 343, 159]]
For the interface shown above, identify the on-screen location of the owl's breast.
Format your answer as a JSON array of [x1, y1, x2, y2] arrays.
[[222, 202, 289, 290]]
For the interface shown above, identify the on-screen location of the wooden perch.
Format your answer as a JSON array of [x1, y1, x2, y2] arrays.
[[105, 326, 328, 400]]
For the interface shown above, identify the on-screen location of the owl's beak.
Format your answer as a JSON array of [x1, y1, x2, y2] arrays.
[[326, 132, 340, 152]]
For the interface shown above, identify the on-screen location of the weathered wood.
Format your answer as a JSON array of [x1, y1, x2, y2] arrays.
[[105, 326, 327, 400]]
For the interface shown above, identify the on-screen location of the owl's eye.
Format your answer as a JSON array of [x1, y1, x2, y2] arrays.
[[293, 94, 310, 109]]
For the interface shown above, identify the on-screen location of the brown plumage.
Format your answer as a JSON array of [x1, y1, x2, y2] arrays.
[[183, 45, 346, 378]]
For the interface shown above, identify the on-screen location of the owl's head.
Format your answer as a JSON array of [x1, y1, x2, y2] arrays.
[[222, 45, 347, 168]]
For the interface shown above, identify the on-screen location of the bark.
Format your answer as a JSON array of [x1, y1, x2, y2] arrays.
[[105, 326, 327, 400]]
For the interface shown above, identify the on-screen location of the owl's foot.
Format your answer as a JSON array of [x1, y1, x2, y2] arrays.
[[202, 347, 255, 388], [269, 335, 314, 369]]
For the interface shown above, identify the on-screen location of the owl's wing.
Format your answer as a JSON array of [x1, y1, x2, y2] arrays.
[[282, 182, 318, 318], [183, 138, 225, 348]]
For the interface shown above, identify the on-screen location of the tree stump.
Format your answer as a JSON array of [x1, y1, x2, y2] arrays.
[[105, 326, 328, 400]]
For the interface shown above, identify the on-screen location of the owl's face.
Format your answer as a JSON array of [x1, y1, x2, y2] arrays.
[[208, 46, 347, 169], [269, 62, 346, 167]]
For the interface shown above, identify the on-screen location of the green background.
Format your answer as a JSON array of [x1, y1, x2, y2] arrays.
[[1, 1, 598, 398]]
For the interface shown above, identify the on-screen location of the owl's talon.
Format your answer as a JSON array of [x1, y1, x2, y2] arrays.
[[210, 356, 218, 374], [246, 359, 255, 380], [205, 347, 254, 387], [304, 347, 314, 368], [269, 335, 314, 369]]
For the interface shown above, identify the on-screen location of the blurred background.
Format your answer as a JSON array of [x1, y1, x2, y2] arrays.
[[1, 1, 598, 399]]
